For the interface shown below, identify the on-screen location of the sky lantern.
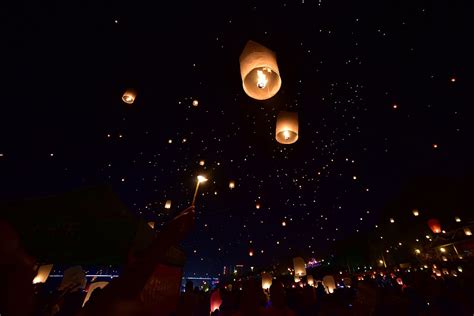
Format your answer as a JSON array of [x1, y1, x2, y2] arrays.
[[82, 282, 108, 306], [165, 200, 172, 209], [255, 202, 261, 209], [412, 209, 419, 216], [239, 40, 282, 100], [293, 257, 306, 277], [32, 264, 53, 284], [147, 222, 155, 229], [122, 89, 137, 104], [229, 180, 235, 189], [275, 111, 299, 144], [455, 216, 461, 222], [249, 249, 254, 257], [210, 289, 222, 313], [323, 275, 336, 294], [428, 218, 442, 234], [307, 275, 314, 286], [261, 272, 272, 290], [464, 227, 472, 236]]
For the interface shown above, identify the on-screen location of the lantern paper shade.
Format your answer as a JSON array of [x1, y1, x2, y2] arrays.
[[83, 282, 108, 307], [323, 275, 336, 294], [455, 216, 461, 222], [33, 264, 53, 284], [122, 89, 137, 104], [307, 275, 314, 286], [293, 257, 306, 277], [165, 200, 172, 209], [229, 181, 235, 189], [239, 40, 282, 100], [210, 289, 222, 313], [147, 221, 155, 229], [262, 272, 272, 290], [428, 219, 442, 234], [412, 209, 419, 216], [464, 227, 472, 236], [276, 111, 299, 144]]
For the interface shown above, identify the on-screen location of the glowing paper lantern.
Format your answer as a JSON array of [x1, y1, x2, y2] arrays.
[[255, 202, 261, 209], [83, 281, 108, 306], [165, 200, 172, 209], [122, 89, 137, 104], [32, 264, 53, 284], [275, 111, 299, 145], [307, 275, 314, 286], [147, 222, 155, 229], [210, 289, 222, 313], [229, 181, 235, 189], [464, 227, 472, 236], [249, 249, 254, 257], [455, 216, 461, 222], [343, 277, 352, 287], [294, 276, 301, 283], [428, 219, 442, 234], [412, 209, 419, 216], [323, 275, 336, 294], [261, 272, 272, 290], [239, 40, 282, 100], [293, 257, 306, 277]]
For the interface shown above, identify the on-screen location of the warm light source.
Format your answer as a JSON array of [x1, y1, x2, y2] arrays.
[[415, 249, 421, 254], [428, 218, 442, 234], [122, 89, 137, 104], [192, 175, 208, 206], [455, 216, 461, 223], [307, 275, 314, 286], [293, 257, 306, 277], [164, 200, 172, 209], [439, 247, 446, 253], [464, 227, 472, 236], [33, 264, 53, 284], [239, 40, 282, 100], [261, 272, 272, 290], [82, 282, 109, 306], [323, 275, 336, 294], [229, 181, 235, 189], [275, 111, 299, 144], [412, 209, 419, 216], [389, 218, 395, 223]]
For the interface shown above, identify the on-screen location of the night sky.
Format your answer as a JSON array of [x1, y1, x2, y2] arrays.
[[2, 1, 473, 276]]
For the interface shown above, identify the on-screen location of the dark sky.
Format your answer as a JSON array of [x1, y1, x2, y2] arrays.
[[2, 0, 473, 276]]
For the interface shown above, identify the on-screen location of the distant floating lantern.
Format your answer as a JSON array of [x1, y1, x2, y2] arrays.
[[307, 275, 314, 286], [122, 89, 137, 104], [261, 272, 272, 290], [389, 218, 395, 223], [275, 111, 299, 144], [249, 249, 254, 257], [164, 200, 172, 209], [255, 202, 261, 209], [192, 99, 199, 107], [464, 227, 472, 236], [33, 264, 53, 284], [147, 221, 155, 229], [229, 181, 235, 189], [428, 218, 442, 234], [323, 275, 336, 294], [239, 40, 282, 100], [412, 209, 419, 216], [293, 257, 306, 277], [282, 221, 287, 227], [455, 216, 461, 222], [294, 276, 301, 283]]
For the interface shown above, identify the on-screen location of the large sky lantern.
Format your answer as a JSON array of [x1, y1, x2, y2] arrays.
[[307, 275, 314, 286], [276, 111, 299, 144], [428, 218, 442, 234], [239, 40, 282, 100], [121, 89, 137, 104], [293, 257, 306, 277], [323, 275, 336, 294], [32, 264, 53, 284], [261, 272, 272, 290]]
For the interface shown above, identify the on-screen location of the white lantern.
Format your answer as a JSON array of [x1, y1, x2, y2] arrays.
[[323, 275, 336, 294], [307, 275, 314, 286], [165, 200, 172, 209], [275, 111, 299, 144], [229, 181, 235, 189], [293, 257, 306, 277], [261, 272, 272, 290], [464, 227, 472, 236], [239, 40, 282, 100], [32, 264, 53, 284], [412, 209, 419, 216], [122, 89, 137, 104]]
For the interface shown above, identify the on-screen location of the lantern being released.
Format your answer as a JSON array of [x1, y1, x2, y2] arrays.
[[428, 218, 442, 234], [261, 272, 272, 290], [33, 264, 53, 284], [276, 111, 299, 144], [122, 89, 137, 104], [239, 40, 282, 100], [165, 200, 172, 209], [307, 275, 314, 286], [293, 257, 306, 277], [323, 275, 336, 294]]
